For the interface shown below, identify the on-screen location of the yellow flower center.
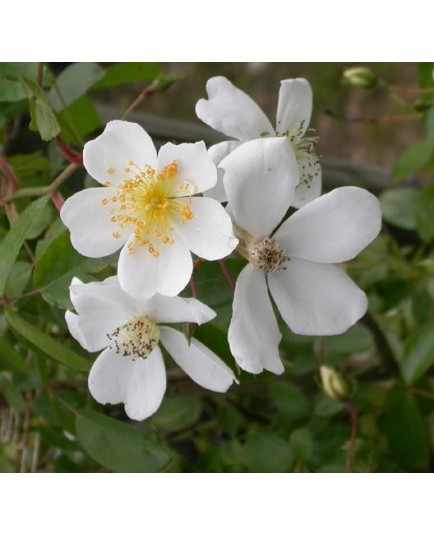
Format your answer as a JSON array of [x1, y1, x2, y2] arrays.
[[101, 160, 195, 257], [107, 316, 160, 359]]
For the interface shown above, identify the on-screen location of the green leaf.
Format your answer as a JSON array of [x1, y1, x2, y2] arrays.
[[289, 428, 314, 463], [379, 188, 422, 230], [412, 289, 432, 325], [193, 323, 233, 365], [321, 324, 374, 355], [0, 376, 26, 411], [75, 408, 172, 472], [34, 231, 112, 309], [48, 63, 105, 112], [401, 322, 434, 385], [425, 108, 434, 140], [58, 96, 101, 144], [392, 139, 434, 179], [0, 455, 14, 472], [23, 201, 54, 240], [0, 338, 30, 372], [416, 186, 434, 242], [216, 405, 244, 437], [313, 393, 345, 417], [269, 382, 310, 420], [21, 79, 60, 141], [93, 62, 161, 90], [383, 390, 429, 470], [0, 100, 28, 130], [418, 63, 434, 89], [0, 196, 49, 296], [4, 261, 32, 299], [8, 152, 50, 180], [4, 309, 90, 372], [191, 258, 244, 311], [0, 63, 39, 79], [151, 397, 202, 432], [243, 431, 294, 472], [0, 79, 28, 102]]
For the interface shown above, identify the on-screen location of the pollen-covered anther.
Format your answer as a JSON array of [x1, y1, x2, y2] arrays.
[[107, 316, 160, 359], [248, 237, 288, 273], [102, 158, 198, 256]]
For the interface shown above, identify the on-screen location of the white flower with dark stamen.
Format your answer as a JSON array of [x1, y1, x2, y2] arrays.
[[60, 120, 238, 299], [65, 276, 236, 421], [220, 137, 382, 375], [196, 76, 321, 207]]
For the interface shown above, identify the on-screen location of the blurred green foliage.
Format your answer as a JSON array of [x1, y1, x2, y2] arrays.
[[1, 62, 434, 473]]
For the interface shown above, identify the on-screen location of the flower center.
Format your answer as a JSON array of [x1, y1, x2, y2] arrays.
[[107, 316, 160, 359], [248, 237, 287, 273], [101, 160, 195, 257]]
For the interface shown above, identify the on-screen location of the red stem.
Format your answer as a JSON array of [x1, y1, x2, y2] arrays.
[[55, 137, 83, 164], [50, 191, 65, 211], [218, 259, 235, 291], [189, 275, 198, 299]]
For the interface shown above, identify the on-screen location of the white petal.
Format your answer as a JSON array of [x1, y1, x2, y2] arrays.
[[228, 264, 284, 375], [276, 79, 313, 138], [291, 154, 322, 209], [157, 141, 217, 195], [65, 311, 96, 351], [146, 295, 216, 325], [275, 186, 382, 263], [159, 327, 236, 392], [209, 140, 242, 166], [221, 138, 298, 238], [88, 347, 166, 421], [195, 76, 274, 141], [206, 140, 241, 202], [69, 276, 138, 316], [118, 235, 193, 299], [60, 187, 131, 258], [268, 258, 368, 336], [173, 197, 238, 260], [83, 120, 158, 186], [66, 277, 138, 351]]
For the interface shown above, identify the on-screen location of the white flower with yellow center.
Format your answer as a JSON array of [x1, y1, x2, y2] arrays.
[[60, 120, 238, 299], [221, 137, 382, 375], [65, 276, 236, 421], [196, 76, 321, 207]]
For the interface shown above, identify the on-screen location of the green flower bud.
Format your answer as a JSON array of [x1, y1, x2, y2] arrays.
[[342, 67, 379, 89], [319, 365, 349, 401]]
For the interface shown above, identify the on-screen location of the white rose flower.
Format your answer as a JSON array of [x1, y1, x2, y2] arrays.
[[60, 120, 238, 300], [220, 137, 382, 375], [196, 76, 321, 207], [65, 276, 237, 421]]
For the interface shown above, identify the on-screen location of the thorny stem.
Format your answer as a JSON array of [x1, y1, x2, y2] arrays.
[[122, 84, 157, 120], [345, 401, 358, 473], [4, 163, 79, 202], [55, 136, 83, 164]]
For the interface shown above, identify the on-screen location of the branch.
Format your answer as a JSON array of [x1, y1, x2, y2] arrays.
[[4, 163, 79, 202]]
